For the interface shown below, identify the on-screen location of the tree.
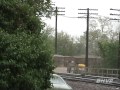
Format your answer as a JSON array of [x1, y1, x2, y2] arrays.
[[57, 31, 75, 56], [98, 16, 111, 32], [86, 17, 116, 56], [75, 34, 86, 55], [0, 0, 53, 33], [0, 0, 54, 90], [42, 25, 55, 52], [98, 41, 118, 68], [76, 16, 119, 69], [94, 17, 119, 68]]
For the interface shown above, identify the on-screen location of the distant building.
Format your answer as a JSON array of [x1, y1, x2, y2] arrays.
[[53, 55, 102, 68]]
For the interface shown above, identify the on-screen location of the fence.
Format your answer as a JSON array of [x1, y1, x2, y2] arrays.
[[84, 68, 119, 77]]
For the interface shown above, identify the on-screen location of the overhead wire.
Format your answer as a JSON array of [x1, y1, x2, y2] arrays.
[[60, 15, 87, 19]]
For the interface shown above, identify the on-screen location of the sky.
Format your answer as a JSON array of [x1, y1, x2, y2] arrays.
[[44, 0, 120, 37]]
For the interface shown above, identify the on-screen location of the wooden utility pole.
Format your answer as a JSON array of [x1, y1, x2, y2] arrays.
[[55, 7, 58, 54], [78, 8, 98, 67], [86, 8, 89, 67], [54, 7, 65, 54]]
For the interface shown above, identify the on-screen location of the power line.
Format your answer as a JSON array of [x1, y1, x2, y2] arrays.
[[60, 15, 98, 19], [61, 15, 86, 18], [110, 8, 120, 11], [110, 14, 120, 16], [61, 16, 79, 18]]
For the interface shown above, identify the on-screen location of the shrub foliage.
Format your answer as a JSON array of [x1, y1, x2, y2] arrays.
[[0, 0, 54, 90]]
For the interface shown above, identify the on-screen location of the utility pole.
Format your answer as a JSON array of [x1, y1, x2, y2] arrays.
[[110, 8, 120, 78], [55, 7, 58, 54], [86, 8, 89, 68], [54, 7, 65, 54], [78, 8, 98, 67]]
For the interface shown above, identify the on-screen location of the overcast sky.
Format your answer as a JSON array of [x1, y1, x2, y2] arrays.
[[44, 0, 120, 37]]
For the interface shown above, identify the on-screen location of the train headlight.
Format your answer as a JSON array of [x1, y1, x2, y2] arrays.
[[78, 64, 86, 68]]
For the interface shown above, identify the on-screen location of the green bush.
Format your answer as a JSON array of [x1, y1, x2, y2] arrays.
[[0, 30, 54, 90], [0, 0, 53, 90], [0, 0, 54, 89]]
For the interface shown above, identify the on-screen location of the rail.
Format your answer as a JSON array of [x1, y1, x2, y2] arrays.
[[56, 72, 120, 87]]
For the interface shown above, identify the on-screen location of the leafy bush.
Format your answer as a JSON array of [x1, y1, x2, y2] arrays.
[[0, 29, 54, 90], [0, 0, 54, 89]]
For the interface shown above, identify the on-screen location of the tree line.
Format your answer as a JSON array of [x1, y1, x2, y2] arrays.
[[45, 16, 119, 68]]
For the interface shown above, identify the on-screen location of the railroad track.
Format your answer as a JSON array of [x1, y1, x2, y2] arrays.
[[56, 73, 120, 87]]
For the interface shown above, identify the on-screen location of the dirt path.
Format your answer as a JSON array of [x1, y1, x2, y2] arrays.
[[54, 67, 67, 73]]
